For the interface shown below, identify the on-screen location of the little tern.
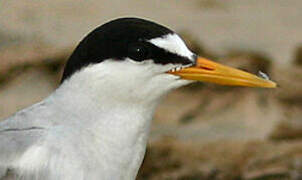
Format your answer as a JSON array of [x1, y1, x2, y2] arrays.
[[0, 17, 276, 180]]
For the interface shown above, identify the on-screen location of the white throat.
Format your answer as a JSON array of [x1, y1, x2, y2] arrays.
[[48, 59, 190, 179]]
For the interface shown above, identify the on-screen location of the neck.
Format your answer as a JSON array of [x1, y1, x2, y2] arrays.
[[46, 73, 163, 179]]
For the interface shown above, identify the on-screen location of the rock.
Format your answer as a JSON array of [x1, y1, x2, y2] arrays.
[[0, 62, 63, 120], [242, 141, 302, 180], [0, 43, 70, 76], [273, 66, 302, 105], [152, 86, 282, 142], [270, 113, 302, 141], [222, 51, 272, 74], [268, 65, 302, 141], [294, 44, 302, 66], [138, 138, 302, 180]]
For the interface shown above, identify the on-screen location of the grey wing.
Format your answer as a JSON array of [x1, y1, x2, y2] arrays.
[[0, 124, 45, 179], [0, 167, 7, 179]]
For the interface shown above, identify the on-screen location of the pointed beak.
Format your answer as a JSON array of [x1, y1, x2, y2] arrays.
[[167, 57, 277, 88]]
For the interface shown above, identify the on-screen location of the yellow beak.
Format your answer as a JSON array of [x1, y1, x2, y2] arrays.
[[167, 57, 277, 88]]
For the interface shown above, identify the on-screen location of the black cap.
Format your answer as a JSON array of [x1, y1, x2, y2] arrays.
[[61, 17, 192, 83]]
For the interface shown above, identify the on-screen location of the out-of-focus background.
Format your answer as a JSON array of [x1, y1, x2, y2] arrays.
[[1, 0, 302, 179]]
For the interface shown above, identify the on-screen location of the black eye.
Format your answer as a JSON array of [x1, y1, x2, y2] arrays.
[[128, 43, 149, 61]]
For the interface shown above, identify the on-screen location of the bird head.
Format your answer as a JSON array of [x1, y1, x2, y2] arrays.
[[60, 18, 276, 104]]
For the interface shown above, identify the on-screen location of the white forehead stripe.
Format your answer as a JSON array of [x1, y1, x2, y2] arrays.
[[148, 33, 194, 60]]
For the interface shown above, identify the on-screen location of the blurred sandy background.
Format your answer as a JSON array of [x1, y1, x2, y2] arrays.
[[1, 0, 302, 179]]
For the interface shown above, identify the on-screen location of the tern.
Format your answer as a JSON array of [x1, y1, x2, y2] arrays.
[[0, 17, 276, 180]]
